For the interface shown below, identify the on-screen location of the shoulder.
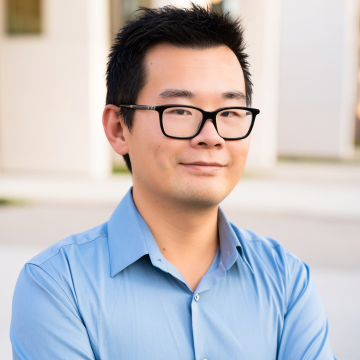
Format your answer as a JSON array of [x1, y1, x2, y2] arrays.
[[231, 223, 309, 306], [15, 222, 110, 310], [11, 226, 109, 359], [231, 223, 302, 269], [28, 222, 109, 267]]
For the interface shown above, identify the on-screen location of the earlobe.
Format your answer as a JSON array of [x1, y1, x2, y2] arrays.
[[102, 104, 130, 156]]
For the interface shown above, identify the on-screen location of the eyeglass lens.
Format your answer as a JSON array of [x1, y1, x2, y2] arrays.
[[162, 107, 252, 138]]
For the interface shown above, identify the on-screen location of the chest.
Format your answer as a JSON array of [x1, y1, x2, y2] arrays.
[[80, 262, 284, 360]]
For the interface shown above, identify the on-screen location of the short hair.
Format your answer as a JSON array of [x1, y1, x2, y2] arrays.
[[106, 4, 252, 172]]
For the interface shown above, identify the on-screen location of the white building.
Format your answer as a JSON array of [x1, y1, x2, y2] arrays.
[[278, 0, 359, 159], [0, 0, 358, 178]]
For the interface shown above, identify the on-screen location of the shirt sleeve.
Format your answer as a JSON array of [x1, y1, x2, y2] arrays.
[[10, 263, 96, 360], [277, 255, 336, 360]]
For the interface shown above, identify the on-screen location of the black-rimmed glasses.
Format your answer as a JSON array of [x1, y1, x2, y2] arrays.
[[118, 104, 260, 140]]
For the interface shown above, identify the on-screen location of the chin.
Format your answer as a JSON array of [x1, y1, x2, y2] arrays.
[[173, 182, 230, 208]]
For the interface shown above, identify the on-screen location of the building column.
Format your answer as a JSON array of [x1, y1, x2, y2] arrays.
[[233, 0, 282, 168], [0, 0, 112, 177], [88, 0, 112, 179]]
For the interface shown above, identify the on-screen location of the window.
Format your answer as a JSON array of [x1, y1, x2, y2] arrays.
[[6, 0, 41, 35]]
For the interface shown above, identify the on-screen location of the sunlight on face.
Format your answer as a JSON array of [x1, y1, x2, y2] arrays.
[[127, 44, 251, 208]]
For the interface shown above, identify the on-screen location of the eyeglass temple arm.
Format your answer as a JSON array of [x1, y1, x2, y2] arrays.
[[118, 105, 156, 110]]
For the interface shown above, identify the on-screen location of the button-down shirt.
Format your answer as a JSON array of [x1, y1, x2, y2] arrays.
[[10, 189, 335, 360]]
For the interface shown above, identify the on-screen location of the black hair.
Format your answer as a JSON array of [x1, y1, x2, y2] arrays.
[[106, 4, 252, 173]]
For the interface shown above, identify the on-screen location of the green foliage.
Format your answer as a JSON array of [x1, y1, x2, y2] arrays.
[[113, 164, 131, 174], [0, 198, 14, 206]]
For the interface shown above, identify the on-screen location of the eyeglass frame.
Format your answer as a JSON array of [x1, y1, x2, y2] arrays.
[[117, 104, 260, 140]]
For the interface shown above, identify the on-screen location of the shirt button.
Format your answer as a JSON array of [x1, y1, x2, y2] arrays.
[[194, 294, 200, 302], [203, 358, 209, 360]]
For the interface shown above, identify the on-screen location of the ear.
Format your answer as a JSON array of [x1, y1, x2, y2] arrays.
[[102, 104, 130, 155]]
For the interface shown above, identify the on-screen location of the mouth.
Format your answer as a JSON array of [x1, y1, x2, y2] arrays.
[[179, 161, 225, 172]]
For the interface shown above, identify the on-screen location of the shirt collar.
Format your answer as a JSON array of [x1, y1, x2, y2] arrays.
[[107, 188, 146, 277], [218, 207, 254, 273], [108, 188, 253, 277]]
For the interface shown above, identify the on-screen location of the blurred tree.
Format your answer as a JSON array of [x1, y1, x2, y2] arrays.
[[211, 0, 223, 13], [6, 0, 41, 35], [110, 0, 151, 41]]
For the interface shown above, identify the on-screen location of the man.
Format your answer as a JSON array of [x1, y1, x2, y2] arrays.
[[11, 5, 335, 360]]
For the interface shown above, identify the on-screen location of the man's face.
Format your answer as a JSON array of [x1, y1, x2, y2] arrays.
[[125, 44, 250, 208]]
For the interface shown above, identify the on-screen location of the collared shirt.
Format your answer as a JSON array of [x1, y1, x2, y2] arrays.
[[10, 189, 335, 360]]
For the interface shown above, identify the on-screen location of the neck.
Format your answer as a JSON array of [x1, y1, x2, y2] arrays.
[[132, 185, 219, 291]]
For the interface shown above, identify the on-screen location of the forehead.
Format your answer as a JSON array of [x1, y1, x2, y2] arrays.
[[142, 43, 245, 95]]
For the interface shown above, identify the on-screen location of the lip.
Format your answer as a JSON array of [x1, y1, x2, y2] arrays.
[[180, 161, 225, 172]]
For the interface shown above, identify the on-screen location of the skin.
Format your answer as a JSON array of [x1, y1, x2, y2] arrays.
[[103, 44, 250, 291]]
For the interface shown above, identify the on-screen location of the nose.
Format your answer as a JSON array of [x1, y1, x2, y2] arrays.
[[190, 118, 225, 149]]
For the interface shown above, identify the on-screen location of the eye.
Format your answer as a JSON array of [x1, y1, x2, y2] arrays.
[[220, 111, 237, 117], [169, 109, 192, 116]]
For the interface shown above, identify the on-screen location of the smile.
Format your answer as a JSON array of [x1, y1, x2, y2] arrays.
[[180, 162, 225, 172]]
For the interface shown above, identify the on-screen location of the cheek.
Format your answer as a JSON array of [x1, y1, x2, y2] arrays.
[[227, 139, 250, 172], [150, 139, 187, 173], [129, 114, 179, 173]]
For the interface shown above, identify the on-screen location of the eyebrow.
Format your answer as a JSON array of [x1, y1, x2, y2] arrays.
[[159, 89, 194, 99], [159, 89, 246, 101], [159, 89, 246, 102], [222, 91, 246, 102]]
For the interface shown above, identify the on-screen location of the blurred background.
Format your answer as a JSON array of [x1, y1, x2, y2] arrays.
[[0, 0, 359, 358]]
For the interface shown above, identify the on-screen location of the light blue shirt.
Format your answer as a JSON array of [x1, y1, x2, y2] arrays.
[[11, 189, 335, 359]]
